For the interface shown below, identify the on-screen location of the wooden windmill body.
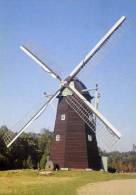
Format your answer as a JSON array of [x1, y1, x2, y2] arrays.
[[50, 79, 101, 169]]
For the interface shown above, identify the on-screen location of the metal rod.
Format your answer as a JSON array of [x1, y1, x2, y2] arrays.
[[94, 84, 99, 110], [94, 84, 99, 124], [82, 88, 97, 92]]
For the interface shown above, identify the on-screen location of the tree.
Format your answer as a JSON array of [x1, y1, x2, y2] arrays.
[[40, 153, 47, 169], [0, 124, 135, 172], [26, 156, 33, 169]]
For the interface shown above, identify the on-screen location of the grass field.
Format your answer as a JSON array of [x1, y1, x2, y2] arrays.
[[0, 169, 136, 195]]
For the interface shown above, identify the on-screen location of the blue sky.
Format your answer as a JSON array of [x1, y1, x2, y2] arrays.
[[0, 0, 136, 151]]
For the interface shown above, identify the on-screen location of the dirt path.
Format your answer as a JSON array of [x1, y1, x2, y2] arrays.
[[77, 179, 136, 195]]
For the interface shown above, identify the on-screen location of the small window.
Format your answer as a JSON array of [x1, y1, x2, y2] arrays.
[[88, 134, 92, 142], [56, 134, 60, 142], [61, 114, 65, 120]]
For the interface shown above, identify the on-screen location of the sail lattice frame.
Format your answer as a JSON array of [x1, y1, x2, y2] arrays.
[[65, 90, 119, 149]]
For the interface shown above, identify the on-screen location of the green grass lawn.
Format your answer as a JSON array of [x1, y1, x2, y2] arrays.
[[0, 169, 136, 195]]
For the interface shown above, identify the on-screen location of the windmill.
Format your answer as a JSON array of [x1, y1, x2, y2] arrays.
[[3, 16, 126, 169]]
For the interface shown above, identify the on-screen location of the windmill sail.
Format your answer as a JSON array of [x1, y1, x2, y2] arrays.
[[3, 89, 60, 148], [69, 16, 126, 79], [66, 84, 121, 148], [3, 102, 49, 148], [20, 46, 62, 81]]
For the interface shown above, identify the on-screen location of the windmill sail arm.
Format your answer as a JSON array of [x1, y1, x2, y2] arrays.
[[69, 16, 126, 79], [6, 103, 48, 148], [69, 84, 121, 139], [20, 46, 62, 81], [5, 89, 60, 148]]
